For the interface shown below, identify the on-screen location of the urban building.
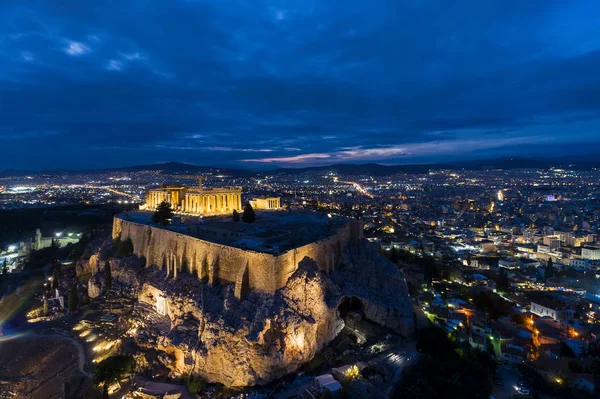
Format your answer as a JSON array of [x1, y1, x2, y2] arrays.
[[581, 246, 600, 260], [531, 299, 574, 321]]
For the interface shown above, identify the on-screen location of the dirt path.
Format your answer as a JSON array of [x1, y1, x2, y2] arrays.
[[41, 333, 92, 378]]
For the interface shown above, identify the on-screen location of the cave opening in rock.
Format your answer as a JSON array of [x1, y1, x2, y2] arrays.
[[338, 296, 364, 319]]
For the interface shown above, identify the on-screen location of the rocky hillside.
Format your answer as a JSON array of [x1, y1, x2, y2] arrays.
[[78, 237, 414, 386]]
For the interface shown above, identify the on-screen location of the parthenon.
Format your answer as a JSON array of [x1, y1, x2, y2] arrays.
[[143, 178, 242, 216]]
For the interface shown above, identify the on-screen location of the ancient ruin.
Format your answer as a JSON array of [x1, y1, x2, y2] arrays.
[[79, 209, 414, 386], [141, 178, 243, 216]]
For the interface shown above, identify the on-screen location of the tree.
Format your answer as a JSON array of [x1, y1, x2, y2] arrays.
[[416, 326, 456, 361], [104, 261, 112, 294], [93, 355, 135, 386], [152, 201, 173, 226], [509, 313, 526, 326], [185, 375, 207, 394], [545, 258, 555, 281], [496, 269, 510, 292], [232, 209, 240, 222], [2, 259, 7, 275], [422, 256, 438, 286], [102, 384, 109, 399], [242, 202, 256, 223], [68, 285, 79, 311], [43, 297, 49, 316], [52, 265, 60, 290], [390, 247, 399, 264], [445, 268, 462, 282]]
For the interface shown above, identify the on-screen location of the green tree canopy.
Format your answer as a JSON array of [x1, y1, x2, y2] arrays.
[[242, 202, 256, 223], [152, 201, 173, 226], [92, 355, 135, 386], [52, 265, 61, 290], [390, 247, 399, 264], [416, 326, 456, 361], [545, 258, 555, 280], [496, 268, 510, 291], [68, 285, 79, 311]]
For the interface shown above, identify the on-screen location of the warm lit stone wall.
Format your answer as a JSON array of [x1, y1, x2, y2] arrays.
[[112, 215, 362, 294]]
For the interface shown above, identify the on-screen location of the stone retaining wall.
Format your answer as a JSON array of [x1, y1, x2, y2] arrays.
[[112, 215, 362, 294]]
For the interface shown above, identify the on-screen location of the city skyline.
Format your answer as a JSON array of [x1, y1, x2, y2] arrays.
[[1, 0, 600, 170]]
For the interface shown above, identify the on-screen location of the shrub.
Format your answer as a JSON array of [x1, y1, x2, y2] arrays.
[[185, 375, 208, 394], [93, 355, 135, 386]]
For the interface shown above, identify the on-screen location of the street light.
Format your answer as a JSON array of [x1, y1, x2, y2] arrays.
[[55, 232, 62, 237]]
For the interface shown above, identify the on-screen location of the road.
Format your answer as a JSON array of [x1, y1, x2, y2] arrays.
[[45, 334, 92, 378], [341, 180, 374, 198]]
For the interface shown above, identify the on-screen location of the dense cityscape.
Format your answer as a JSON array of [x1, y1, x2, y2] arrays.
[[3, 1, 600, 398], [0, 162, 599, 398]]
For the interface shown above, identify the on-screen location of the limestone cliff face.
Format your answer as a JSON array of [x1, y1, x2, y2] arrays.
[[112, 215, 361, 295], [331, 243, 414, 336], [83, 237, 413, 387], [135, 262, 344, 386]]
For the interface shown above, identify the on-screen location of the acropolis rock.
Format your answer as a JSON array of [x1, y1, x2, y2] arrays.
[[81, 210, 414, 386]]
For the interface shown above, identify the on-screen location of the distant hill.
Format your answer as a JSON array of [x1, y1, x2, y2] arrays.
[[0, 162, 253, 178], [83, 162, 254, 177], [268, 163, 434, 176], [1, 158, 599, 179], [264, 158, 600, 176]]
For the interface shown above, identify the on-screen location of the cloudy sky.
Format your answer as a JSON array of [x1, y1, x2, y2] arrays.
[[1, 0, 600, 170]]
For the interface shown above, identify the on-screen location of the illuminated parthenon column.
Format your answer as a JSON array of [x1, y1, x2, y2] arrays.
[[150, 187, 242, 216]]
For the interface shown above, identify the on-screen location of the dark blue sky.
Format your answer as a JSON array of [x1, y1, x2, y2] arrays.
[[1, 1, 600, 170]]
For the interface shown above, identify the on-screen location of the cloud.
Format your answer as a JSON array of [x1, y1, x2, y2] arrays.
[[0, 0, 599, 169], [121, 52, 142, 61], [206, 147, 275, 152], [20, 51, 34, 62], [64, 40, 90, 56], [242, 135, 545, 165], [106, 59, 123, 71]]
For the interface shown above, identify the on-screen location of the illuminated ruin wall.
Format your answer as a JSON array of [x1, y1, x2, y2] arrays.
[[112, 215, 363, 295]]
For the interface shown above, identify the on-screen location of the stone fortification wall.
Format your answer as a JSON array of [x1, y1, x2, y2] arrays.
[[112, 216, 361, 294]]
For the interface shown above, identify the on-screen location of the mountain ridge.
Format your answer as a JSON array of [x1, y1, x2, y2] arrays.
[[1, 158, 599, 178]]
